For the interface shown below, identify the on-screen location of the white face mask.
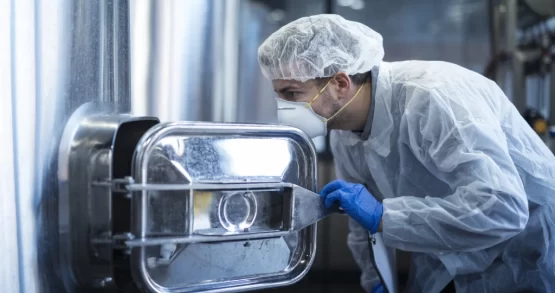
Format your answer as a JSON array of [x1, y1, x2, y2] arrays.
[[276, 99, 328, 138], [276, 77, 365, 138]]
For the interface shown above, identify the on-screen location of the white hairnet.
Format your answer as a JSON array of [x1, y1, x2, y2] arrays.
[[258, 14, 384, 82]]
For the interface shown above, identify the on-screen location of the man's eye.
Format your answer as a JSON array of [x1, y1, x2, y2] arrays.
[[286, 92, 300, 101]]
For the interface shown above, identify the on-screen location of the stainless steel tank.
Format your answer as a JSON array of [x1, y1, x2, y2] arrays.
[[2, 0, 130, 292], [1, 0, 322, 292]]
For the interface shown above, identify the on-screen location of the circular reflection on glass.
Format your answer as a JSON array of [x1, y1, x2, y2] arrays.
[[218, 191, 257, 232]]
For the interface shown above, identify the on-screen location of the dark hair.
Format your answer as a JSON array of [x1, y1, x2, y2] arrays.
[[349, 71, 373, 86], [315, 71, 372, 87]]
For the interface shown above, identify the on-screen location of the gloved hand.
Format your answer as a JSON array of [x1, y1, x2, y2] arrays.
[[372, 282, 385, 293], [319, 180, 383, 234]]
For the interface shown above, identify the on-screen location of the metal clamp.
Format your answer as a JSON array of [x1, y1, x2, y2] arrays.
[[94, 181, 336, 248], [94, 179, 293, 193]]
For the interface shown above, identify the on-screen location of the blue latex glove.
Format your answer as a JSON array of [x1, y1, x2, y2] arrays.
[[372, 283, 385, 293], [319, 180, 383, 234]]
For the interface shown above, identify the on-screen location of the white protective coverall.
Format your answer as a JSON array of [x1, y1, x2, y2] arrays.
[[256, 13, 555, 293], [331, 60, 555, 293]]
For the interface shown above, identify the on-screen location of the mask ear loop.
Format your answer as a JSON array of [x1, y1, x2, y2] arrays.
[[326, 84, 365, 122]]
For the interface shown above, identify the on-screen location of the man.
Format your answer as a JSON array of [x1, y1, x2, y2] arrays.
[[257, 14, 555, 293]]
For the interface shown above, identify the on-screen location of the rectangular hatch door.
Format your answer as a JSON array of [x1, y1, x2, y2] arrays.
[[127, 121, 319, 293]]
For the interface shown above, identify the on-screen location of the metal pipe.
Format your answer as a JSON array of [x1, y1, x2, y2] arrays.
[[0, 2, 20, 291], [517, 17, 555, 45], [506, 0, 529, 112], [211, 0, 225, 122], [11, 0, 40, 291], [222, 0, 240, 122], [211, 0, 240, 123], [512, 51, 528, 112], [489, 0, 498, 57], [129, 0, 152, 117], [114, 0, 130, 110]]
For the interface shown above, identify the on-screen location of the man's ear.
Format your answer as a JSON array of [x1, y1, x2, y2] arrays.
[[330, 72, 351, 101]]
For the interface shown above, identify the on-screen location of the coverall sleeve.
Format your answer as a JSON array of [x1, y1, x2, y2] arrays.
[[330, 134, 379, 293], [382, 88, 529, 253]]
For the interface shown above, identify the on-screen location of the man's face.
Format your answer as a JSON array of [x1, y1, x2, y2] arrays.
[[272, 78, 342, 121]]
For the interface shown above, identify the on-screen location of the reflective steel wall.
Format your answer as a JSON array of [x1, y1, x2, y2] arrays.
[[1, 0, 131, 292], [129, 0, 282, 125], [130, 0, 241, 123]]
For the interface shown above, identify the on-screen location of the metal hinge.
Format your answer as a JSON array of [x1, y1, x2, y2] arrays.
[[111, 176, 135, 193], [113, 232, 136, 254], [92, 176, 135, 196]]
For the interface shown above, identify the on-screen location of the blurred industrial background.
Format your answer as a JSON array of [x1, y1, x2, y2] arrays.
[[3, 0, 555, 292]]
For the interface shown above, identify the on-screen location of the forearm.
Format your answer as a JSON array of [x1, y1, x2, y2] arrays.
[[381, 185, 528, 253]]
